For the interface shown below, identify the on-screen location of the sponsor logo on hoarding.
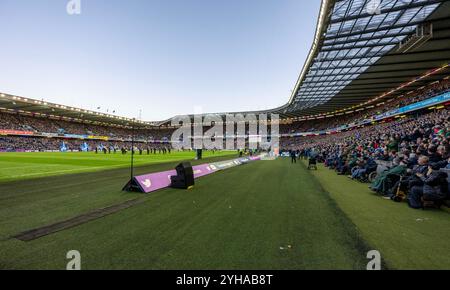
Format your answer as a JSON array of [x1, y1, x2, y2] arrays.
[[88, 135, 109, 141], [0, 129, 34, 136], [142, 179, 152, 188], [64, 134, 88, 139], [41, 132, 59, 137]]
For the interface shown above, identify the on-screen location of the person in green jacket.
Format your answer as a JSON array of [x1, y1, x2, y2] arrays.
[[370, 159, 407, 195], [387, 136, 399, 153]]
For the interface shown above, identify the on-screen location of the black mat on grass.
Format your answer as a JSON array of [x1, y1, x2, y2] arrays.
[[13, 198, 146, 241]]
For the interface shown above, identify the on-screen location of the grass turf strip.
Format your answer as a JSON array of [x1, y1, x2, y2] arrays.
[[1, 158, 369, 269], [306, 160, 450, 270]]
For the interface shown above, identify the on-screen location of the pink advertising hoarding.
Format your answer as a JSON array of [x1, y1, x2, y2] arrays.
[[129, 155, 262, 193], [132, 163, 218, 193]]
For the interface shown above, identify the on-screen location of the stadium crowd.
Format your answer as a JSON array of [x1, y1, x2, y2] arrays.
[[293, 107, 450, 210], [0, 136, 173, 153], [280, 78, 450, 134], [0, 111, 173, 141]]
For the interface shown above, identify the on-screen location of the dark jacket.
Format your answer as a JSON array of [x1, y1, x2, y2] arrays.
[[432, 159, 450, 169], [419, 171, 449, 200], [407, 157, 418, 168], [427, 153, 443, 164], [413, 164, 429, 175]]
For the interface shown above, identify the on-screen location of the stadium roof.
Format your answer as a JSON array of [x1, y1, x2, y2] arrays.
[[0, 93, 155, 128], [273, 0, 450, 119]]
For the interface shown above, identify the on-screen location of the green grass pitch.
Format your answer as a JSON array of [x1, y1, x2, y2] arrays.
[[0, 152, 449, 269], [0, 151, 234, 182]]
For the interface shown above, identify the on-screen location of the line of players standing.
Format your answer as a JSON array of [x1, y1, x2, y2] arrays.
[[94, 145, 172, 155]]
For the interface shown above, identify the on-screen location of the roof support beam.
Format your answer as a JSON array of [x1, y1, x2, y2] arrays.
[[330, 0, 446, 24], [325, 15, 450, 41]]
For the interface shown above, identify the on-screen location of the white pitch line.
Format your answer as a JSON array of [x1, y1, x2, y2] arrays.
[[0, 159, 182, 179], [1, 166, 122, 179], [0, 164, 55, 171]]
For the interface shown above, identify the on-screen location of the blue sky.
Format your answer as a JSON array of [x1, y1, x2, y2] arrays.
[[0, 0, 320, 121]]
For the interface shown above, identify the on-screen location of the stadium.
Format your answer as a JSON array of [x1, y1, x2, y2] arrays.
[[1, 0, 450, 272]]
